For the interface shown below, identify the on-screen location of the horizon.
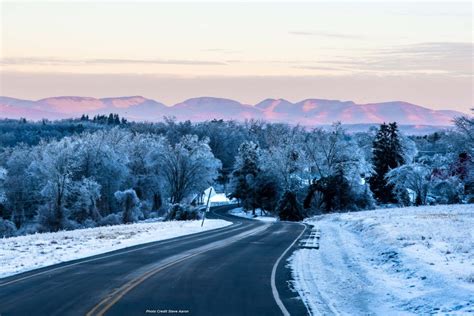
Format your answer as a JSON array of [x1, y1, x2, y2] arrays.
[[1, 1, 472, 112]]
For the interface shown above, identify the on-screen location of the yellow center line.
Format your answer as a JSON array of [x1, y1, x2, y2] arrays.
[[86, 224, 270, 316]]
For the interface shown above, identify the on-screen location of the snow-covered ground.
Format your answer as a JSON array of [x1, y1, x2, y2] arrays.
[[229, 207, 277, 222], [290, 204, 474, 315], [0, 219, 231, 279]]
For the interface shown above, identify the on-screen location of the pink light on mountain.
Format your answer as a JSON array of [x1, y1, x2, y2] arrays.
[[0, 96, 465, 127], [105, 96, 149, 108], [265, 100, 282, 118], [37, 97, 106, 113], [302, 100, 318, 112], [359, 106, 385, 123]]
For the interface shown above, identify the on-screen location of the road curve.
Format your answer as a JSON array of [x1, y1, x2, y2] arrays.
[[0, 205, 308, 316]]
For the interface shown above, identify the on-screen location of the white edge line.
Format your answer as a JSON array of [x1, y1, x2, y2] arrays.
[[271, 222, 308, 316]]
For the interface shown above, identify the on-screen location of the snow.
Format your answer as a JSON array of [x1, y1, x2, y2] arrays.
[[0, 219, 231, 279], [290, 204, 474, 315], [194, 187, 232, 206], [209, 193, 231, 204], [229, 207, 277, 222]]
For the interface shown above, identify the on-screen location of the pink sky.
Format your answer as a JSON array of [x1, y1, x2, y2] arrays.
[[1, 2, 472, 111]]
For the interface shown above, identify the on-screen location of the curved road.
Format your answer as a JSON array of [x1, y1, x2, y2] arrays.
[[0, 205, 309, 316]]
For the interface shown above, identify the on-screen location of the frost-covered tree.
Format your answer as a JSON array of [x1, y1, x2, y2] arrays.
[[3, 145, 41, 227], [69, 178, 102, 224], [370, 122, 405, 204], [30, 138, 78, 231], [430, 177, 463, 205], [230, 141, 261, 214], [304, 123, 371, 181], [161, 135, 221, 203], [386, 163, 431, 206], [454, 109, 474, 151], [303, 123, 373, 212], [194, 120, 246, 193], [0, 167, 7, 221], [263, 132, 306, 192], [127, 133, 166, 209], [0, 167, 6, 205], [74, 129, 130, 215]]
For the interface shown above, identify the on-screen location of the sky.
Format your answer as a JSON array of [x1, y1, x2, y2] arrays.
[[0, 1, 472, 111]]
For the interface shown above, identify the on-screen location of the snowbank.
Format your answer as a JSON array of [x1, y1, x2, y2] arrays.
[[229, 207, 277, 222], [0, 219, 231, 279], [290, 204, 474, 315]]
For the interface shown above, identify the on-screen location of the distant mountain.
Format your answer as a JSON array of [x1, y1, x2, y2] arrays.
[[0, 95, 466, 127], [173, 97, 262, 121]]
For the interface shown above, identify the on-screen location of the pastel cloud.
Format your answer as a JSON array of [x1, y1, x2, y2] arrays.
[[0, 57, 227, 66], [289, 31, 363, 39]]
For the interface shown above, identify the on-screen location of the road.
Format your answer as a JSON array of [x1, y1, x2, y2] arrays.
[[0, 205, 309, 316]]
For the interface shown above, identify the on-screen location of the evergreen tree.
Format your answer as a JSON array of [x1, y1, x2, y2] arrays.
[[114, 114, 120, 125], [370, 122, 405, 203], [277, 191, 304, 221], [303, 168, 356, 212], [107, 113, 115, 125], [254, 172, 281, 215]]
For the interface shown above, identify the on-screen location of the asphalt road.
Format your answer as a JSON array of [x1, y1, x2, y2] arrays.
[[0, 205, 309, 316]]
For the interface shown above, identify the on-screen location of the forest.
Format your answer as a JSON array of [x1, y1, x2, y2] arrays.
[[0, 112, 472, 237]]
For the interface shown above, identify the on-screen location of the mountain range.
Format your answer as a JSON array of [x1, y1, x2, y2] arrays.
[[0, 95, 464, 126]]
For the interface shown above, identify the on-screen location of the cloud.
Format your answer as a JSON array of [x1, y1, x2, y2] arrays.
[[297, 42, 473, 76], [201, 48, 242, 54], [0, 57, 227, 66], [293, 65, 346, 72], [89, 58, 226, 65], [289, 31, 363, 39]]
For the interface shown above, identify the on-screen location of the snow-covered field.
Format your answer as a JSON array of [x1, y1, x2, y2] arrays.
[[0, 219, 231, 279], [229, 207, 277, 222], [290, 204, 474, 315]]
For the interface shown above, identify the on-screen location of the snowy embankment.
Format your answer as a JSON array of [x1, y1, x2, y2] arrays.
[[290, 204, 474, 315], [229, 207, 277, 222], [0, 219, 231, 279]]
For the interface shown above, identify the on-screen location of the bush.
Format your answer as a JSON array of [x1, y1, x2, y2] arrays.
[[82, 218, 97, 228], [431, 180, 463, 204], [114, 189, 141, 223], [166, 204, 201, 221], [98, 213, 123, 226], [36, 204, 68, 232], [0, 218, 17, 237], [353, 185, 376, 210], [16, 223, 40, 236]]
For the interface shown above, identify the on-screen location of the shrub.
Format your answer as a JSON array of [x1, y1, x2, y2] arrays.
[[166, 204, 201, 221], [98, 213, 123, 226], [114, 189, 141, 223], [16, 223, 40, 236], [82, 218, 97, 228], [36, 204, 68, 232], [0, 218, 17, 237]]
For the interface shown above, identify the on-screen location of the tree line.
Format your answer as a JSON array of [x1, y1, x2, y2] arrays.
[[0, 112, 472, 236]]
